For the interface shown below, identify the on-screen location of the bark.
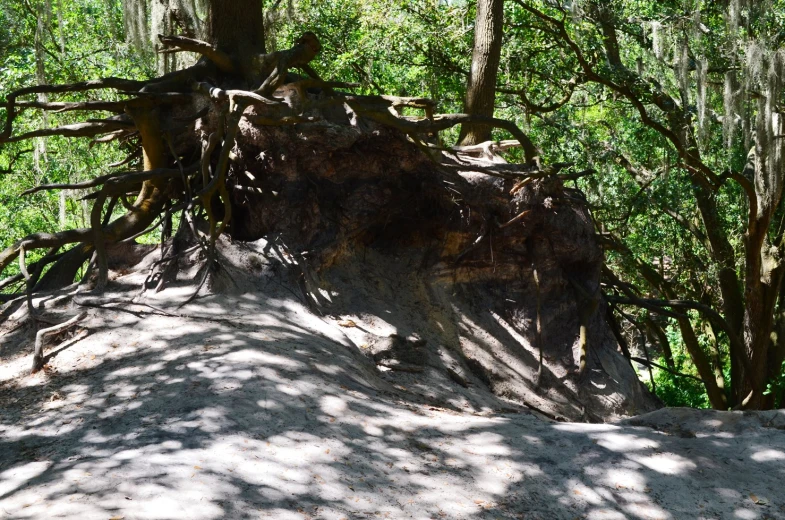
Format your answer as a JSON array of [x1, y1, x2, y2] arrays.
[[208, 0, 265, 55], [458, 0, 504, 146]]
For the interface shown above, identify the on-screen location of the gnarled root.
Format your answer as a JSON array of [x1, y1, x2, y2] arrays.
[[2, 29, 546, 307], [31, 312, 87, 374]]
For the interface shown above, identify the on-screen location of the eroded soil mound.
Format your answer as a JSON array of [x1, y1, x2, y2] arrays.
[[209, 99, 659, 421], [0, 276, 782, 519], [4, 90, 659, 421]]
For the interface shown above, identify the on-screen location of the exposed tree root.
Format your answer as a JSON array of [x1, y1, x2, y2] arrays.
[[31, 311, 87, 374], [0, 30, 560, 376], [569, 278, 601, 376]]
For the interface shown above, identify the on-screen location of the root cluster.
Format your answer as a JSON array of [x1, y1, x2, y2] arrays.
[[0, 31, 583, 342]]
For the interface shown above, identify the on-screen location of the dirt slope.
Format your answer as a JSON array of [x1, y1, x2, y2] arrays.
[[1, 244, 784, 519]]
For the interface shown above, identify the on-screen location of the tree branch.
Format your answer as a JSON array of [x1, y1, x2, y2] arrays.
[[158, 35, 236, 73]]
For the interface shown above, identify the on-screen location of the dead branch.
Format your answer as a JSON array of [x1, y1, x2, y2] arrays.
[[195, 82, 281, 107], [0, 273, 24, 292], [1, 174, 175, 277], [499, 210, 532, 229], [453, 139, 521, 160], [1, 229, 92, 275], [346, 94, 435, 110], [108, 147, 142, 168], [347, 104, 539, 163], [254, 32, 323, 97], [158, 35, 236, 73], [4, 78, 144, 99]]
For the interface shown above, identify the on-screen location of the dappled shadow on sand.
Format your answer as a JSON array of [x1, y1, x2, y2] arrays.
[[1, 283, 784, 520]]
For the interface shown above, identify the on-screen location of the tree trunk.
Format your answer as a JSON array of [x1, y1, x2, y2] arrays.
[[458, 0, 504, 146], [209, 0, 265, 54]]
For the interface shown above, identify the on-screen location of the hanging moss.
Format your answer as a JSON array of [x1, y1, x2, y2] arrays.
[[723, 70, 739, 150], [122, 0, 149, 51], [651, 21, 662, 60], [696, 58, 707, 147]]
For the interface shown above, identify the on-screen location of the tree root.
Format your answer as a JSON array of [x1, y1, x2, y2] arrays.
[[158, 35, 236, 73], [1, 29, 551, 316], [568, 278, 600, 376], [31, 312, 88, 374]]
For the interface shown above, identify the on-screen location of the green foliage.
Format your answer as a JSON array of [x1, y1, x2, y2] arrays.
[[643, 320, 711, 408], [0, 0, 152, 284], [763, 360, 785, 409], [645, 357, 710, 409]]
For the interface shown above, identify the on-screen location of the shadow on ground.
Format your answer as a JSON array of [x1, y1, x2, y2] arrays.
[[1, 254, 784, 520]]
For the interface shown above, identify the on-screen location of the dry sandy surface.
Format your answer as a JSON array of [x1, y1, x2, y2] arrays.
[[1, 272, 785, 520]]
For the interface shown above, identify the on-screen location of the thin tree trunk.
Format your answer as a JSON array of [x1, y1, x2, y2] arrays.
[[677, 317, 727, 409], [633, 257, 727, 408], [703, 320, 728, 401], [458, 0, 504, 146], [645, 316, 675, 369]]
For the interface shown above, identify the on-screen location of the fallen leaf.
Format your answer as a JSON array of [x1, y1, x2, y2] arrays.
[[573, 489, 582, 495], [750, 493, 759, 504], [325, 449, 330, 454], [193, 465, 202, 470], [109, 516, 125, 520], [338, 320, 357, 328]]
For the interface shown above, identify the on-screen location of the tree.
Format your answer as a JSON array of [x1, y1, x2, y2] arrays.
[[458, 0, 505, 146], [0, 0, 544, 374], [0, 0, 318, 295], [504, 0, 785, 409]]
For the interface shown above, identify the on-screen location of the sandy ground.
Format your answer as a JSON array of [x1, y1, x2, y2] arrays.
[[1, 275, 785, 520]]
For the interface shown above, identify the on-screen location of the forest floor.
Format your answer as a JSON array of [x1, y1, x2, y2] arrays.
[[1, 248, 784, 520]]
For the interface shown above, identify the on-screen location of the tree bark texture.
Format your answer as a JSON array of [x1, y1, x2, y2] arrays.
[[458, 0, 504, 146], [209, 0, 265, 54]]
